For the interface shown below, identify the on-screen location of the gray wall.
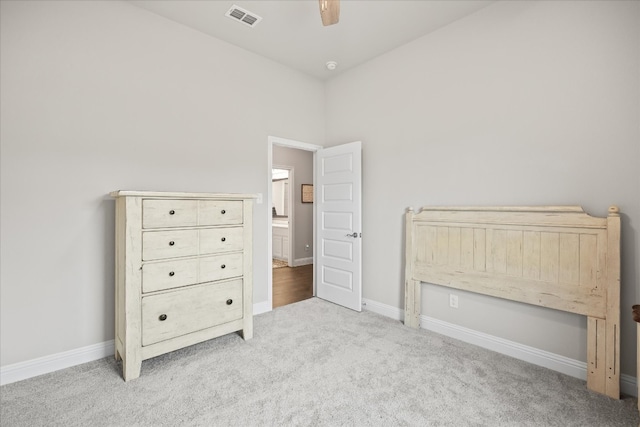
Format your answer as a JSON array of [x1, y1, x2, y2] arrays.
[[0, 1, 324, 366], [273, 145, 314, 262], [325, 1, 639, 376]]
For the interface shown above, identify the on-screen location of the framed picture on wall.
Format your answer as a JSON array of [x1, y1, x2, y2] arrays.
[[301, 184, 313, 203]]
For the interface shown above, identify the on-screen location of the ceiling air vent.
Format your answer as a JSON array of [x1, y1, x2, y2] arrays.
[[225, 5, 262, 28]]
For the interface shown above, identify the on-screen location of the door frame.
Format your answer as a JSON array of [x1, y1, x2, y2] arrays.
[[267, 136, 323, 310]]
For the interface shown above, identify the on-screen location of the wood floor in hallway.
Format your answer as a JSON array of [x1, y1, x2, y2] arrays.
[[272, 263, 313, 308]]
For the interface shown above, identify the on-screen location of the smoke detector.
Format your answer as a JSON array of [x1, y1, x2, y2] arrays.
[[225, 5, 262, 28], [326, 61, 338, 71]]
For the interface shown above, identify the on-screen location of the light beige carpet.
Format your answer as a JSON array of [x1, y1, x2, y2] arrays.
[[1, 298, 638, 426]]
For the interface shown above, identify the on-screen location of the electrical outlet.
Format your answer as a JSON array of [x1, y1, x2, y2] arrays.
[[449, 294, 459, 309]]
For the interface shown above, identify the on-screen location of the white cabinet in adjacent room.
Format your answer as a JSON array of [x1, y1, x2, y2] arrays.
[[272, 224, 289, 261]]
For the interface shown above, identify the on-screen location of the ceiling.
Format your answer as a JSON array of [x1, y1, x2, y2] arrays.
[[128, 0, 495, 81]]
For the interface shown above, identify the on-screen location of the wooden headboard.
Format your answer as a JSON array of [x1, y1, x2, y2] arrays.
[[404, 206, 621, 399]]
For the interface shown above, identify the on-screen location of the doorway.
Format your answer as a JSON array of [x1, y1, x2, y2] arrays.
[[267, 137, 363, 312], [267, 136, 322, 309]]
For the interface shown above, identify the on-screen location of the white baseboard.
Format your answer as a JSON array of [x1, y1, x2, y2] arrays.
[[1, 301, 273, 386], [293, 257, 313, 267], [253, 300, 272, 316], [622, 374, 638, 398], [1, 340, 115, 386], [4, 298, 636, 398], [422, 314, 587, 380], [362, 298, 637, 397], [362, 298, 404, 320]]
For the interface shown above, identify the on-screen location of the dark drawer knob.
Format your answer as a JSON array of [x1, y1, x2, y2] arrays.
[[221, 209, 226, 214], [221, 237, 226, 242], [159, 314, 167, 321], [169, 271, 175, 277], [169, 210, 175, 215], [169, 241, 175, 246], [221, 264, 226, 269], [226, 299, 233, 305]]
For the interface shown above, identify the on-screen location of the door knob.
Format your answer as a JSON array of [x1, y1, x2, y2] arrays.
[[345, 232, 359, 238]]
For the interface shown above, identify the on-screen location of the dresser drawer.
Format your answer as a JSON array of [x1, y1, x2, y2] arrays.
[[200, 227, 244, 254], [143, 200, 198, 229], [142, 199, 243, 229], [142, 258, 199, 293], [200, 252, 243, 283], [143, 227, 244, 261], [142, 229, 199, 261], [142, 253, 243, 293], [199, 200, 243, 226], [141, 279, 243, 346]]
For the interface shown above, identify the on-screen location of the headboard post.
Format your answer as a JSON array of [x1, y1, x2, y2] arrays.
[[604, 206, 621, 398], [587, 206, 621, 399], [404, 208, 420, 328]]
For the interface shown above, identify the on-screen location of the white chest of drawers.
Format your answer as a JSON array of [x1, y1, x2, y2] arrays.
[[110, 191, 255, 381]]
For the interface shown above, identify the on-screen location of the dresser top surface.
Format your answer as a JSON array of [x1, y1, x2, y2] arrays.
[[110, 190, 258, 200]]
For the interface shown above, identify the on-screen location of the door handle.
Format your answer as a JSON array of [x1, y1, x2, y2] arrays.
[[345, 232, 360, 238]]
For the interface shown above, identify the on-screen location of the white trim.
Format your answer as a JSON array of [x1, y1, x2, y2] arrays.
[[0, 340, 115, 386], [312, 150, 317, 296], [362, 298, 403, 320], [293, 257, 314, 267], [269, 135, 322, 152], [267, 141, 274, 310], [0, 299, 275, 386], [2, 300, 636, 397], [362, 298, 637, 397], [622, 374, 638, 398], [253, 301, 272, 316], [422, 314, 587, 379]]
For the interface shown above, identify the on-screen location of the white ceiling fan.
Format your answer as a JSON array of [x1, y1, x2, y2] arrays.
[[319, 0, 340, 26]]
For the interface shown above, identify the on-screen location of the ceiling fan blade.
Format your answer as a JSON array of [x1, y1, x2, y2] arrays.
[[319, 0, 340, 26]]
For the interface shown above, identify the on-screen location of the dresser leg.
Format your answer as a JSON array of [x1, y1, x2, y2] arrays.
[[122, 357, 142, 382], [240, 320, 253, 340]]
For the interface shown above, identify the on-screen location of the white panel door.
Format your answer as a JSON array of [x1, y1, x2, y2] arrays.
[[315, 141, 362, 311]]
